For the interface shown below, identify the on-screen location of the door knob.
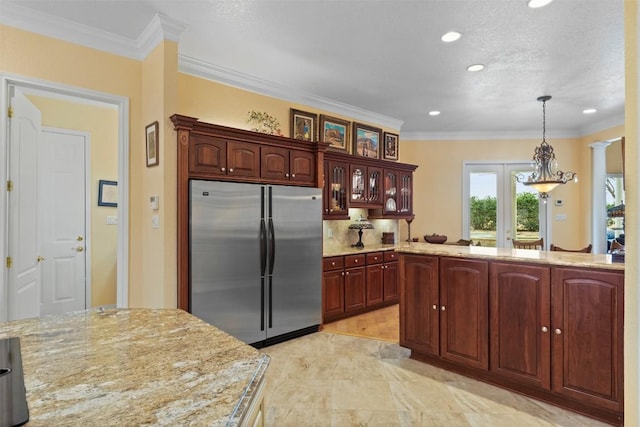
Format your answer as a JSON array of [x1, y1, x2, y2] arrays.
[[73, 246, 84, 252], [77, 236, 84, 241], [37, 256, 45, 262]]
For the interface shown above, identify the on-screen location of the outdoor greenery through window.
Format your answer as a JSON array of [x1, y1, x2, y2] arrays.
[[470, 193, 539, 246]]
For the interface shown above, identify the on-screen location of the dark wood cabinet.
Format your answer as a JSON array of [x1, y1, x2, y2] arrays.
[[323, 150, 416, 219], [344, 254, 366, 311], [400, 254, 439, 356], [551, 267, 624, 413], [400, 252, 625, 426], [261, 146, 315, 184], [324, 160, 349, 218], [189, 135, 227, 176], [490, 262, 551, 389], [439, 257, 489, 370], [383, 251, 399, 302], [322, 250, 398, 323]]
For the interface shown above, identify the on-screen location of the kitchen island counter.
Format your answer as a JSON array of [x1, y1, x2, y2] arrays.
[[395, 242, 623, 270], [0, 308, 268, 426]]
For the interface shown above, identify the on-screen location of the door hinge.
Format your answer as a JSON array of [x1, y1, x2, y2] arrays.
[[7, 106, 13, 118], [6, 180, 13, 192], [6, 257, 12, 268]]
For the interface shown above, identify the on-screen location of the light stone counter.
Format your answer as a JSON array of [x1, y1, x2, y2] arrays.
[[0, 308, 269, 426], [323, 243, 399, 257], [396, 242, 624, 271]]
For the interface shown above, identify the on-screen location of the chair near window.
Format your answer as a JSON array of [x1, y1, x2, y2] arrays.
[[512, 238, 544, 250], [550, 243, 593, 253]]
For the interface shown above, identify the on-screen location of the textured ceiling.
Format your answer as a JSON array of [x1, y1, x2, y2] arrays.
[[0, 0, 625, 139]]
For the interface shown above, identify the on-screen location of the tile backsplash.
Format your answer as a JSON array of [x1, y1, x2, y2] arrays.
[[323, 208, 400, 252]]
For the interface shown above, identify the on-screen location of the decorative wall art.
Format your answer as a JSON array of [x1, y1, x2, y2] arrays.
[[319, 114, 351, 152], [146, 121, 159, 167], [290, 109, 317, 141], [98, 180, 118, 207], [353, 122, 381, 159], [383, 132, 399, 161]]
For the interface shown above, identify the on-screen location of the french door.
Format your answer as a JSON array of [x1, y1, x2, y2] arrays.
[[463, 162, 550, 249]]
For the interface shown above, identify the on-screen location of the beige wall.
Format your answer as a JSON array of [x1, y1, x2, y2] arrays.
[[26, 95, 119, 307]]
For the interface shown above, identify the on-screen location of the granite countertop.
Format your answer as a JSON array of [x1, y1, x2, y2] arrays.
[[323, 243, 399, 257], [396, 242, 624, 271], [0, 308, 269, 426]]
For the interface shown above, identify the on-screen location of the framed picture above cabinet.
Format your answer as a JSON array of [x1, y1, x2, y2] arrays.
[[320, 114, 350, 152], [353, 122, 381, 159]]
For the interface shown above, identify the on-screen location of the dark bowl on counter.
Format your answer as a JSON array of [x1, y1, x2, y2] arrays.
[[424, 234, 447, 244]]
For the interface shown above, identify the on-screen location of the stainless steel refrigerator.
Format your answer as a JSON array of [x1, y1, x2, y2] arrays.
[[190, 180, 322, 347]]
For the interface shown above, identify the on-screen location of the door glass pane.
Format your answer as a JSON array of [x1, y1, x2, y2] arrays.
[[469, 172, 497, 247], [512, 171, 540, 241]]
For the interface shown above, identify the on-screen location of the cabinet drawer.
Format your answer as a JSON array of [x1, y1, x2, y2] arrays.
[[323, 256, 344, 271], [366, 252, 384, 264], [345, 254, 366, 268], [384, 251, 398, 262]]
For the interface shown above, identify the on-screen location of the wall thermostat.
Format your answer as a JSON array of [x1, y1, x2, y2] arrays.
[[554, 199, 563, 206]]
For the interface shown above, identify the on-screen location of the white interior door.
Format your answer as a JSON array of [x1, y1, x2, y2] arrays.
[[7, 88, 41, 320], [39, 129, 88, 315]]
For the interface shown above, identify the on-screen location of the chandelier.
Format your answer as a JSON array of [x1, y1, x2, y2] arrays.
[[517, 95, 576, 199]]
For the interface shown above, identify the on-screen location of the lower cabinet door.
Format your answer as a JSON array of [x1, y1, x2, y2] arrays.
[[440, 257, 489, 370], [344, 266, 366, 311], [551, 267, 624, 412], [322, 270, 344, 319], [366, 264, 384, 306], [400, 255, 439, 356], [383, 261, 399, 301], [490, 262, 551, 389]]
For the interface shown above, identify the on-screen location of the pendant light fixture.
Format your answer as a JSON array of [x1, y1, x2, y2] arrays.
[[517, 95, 576, 199]]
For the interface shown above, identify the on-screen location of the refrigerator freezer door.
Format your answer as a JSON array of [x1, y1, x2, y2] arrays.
[[268, 185, 322, 338], [190, 180, 264, 344]]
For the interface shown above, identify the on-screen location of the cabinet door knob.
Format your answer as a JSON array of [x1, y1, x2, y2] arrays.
[[292, 174, 296, 178], [554, 328, 562, 335], [441, 305, 446, 311], [331, 262, 335, 266], [229, 168, 234, 173], [285, 173, 289, 177], [432, 304, 437, 310], [221, 167, 226, 172], [541, 326, 548, 333], [346, 271, 350, 275], [354, 259, 358, 263], [341, 272, 344, 276]]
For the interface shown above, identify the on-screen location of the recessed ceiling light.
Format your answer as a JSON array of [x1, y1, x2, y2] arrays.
[[441, 31, 461, 42], [466, 64, 485, 72], [583, 108, 597, 114], [428, 111, 441, 116], [528, 0, 553, 8]]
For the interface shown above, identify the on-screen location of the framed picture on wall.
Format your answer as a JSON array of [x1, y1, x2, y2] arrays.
[[352, 122, 381, 159], [290, 109, 317, 141], [98, 180, 118, 207], [319, 114, 351, 152], [383, 132, 399, 161], [146, 121, 159, 167]]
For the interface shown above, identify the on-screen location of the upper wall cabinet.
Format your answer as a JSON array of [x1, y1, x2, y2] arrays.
[[324, 150, 417, 220]]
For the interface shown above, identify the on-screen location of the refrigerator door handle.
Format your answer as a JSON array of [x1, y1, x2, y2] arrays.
[[260, 219, 267, 277], [268, 218, 275, 274]]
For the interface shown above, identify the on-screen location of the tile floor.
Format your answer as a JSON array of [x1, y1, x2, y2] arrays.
[[261, 332, 611, 426]]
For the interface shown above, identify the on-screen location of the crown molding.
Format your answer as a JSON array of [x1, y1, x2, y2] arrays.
[[178, 55, 404, 130], [138, 14, 187, 59], [578, 114, 624, 137]]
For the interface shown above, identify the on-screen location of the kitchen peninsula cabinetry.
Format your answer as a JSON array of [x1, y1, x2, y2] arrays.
[[322, 250, 399, 323], [171, 115, 328, 311], [323, 150, 416, 219], [399, 249, 624, 426]]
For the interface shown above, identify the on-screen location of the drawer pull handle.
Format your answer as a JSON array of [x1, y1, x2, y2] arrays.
[[331, 262, 335, 266]]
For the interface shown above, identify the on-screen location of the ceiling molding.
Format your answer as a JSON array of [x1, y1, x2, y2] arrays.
[[577, 114, 624, 137], [178, 55, 405, 130], [0, 2, 141, 59], [138, 14, 188, 59], [400, 129, 577, 142]]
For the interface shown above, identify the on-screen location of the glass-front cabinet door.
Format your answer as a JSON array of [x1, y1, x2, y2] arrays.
[[397, 172, 412, 215], [383, 170, 398, 214], [367, 167, 383, 207], [350, 165, 367, 207], [325, 160, 349, 217]]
